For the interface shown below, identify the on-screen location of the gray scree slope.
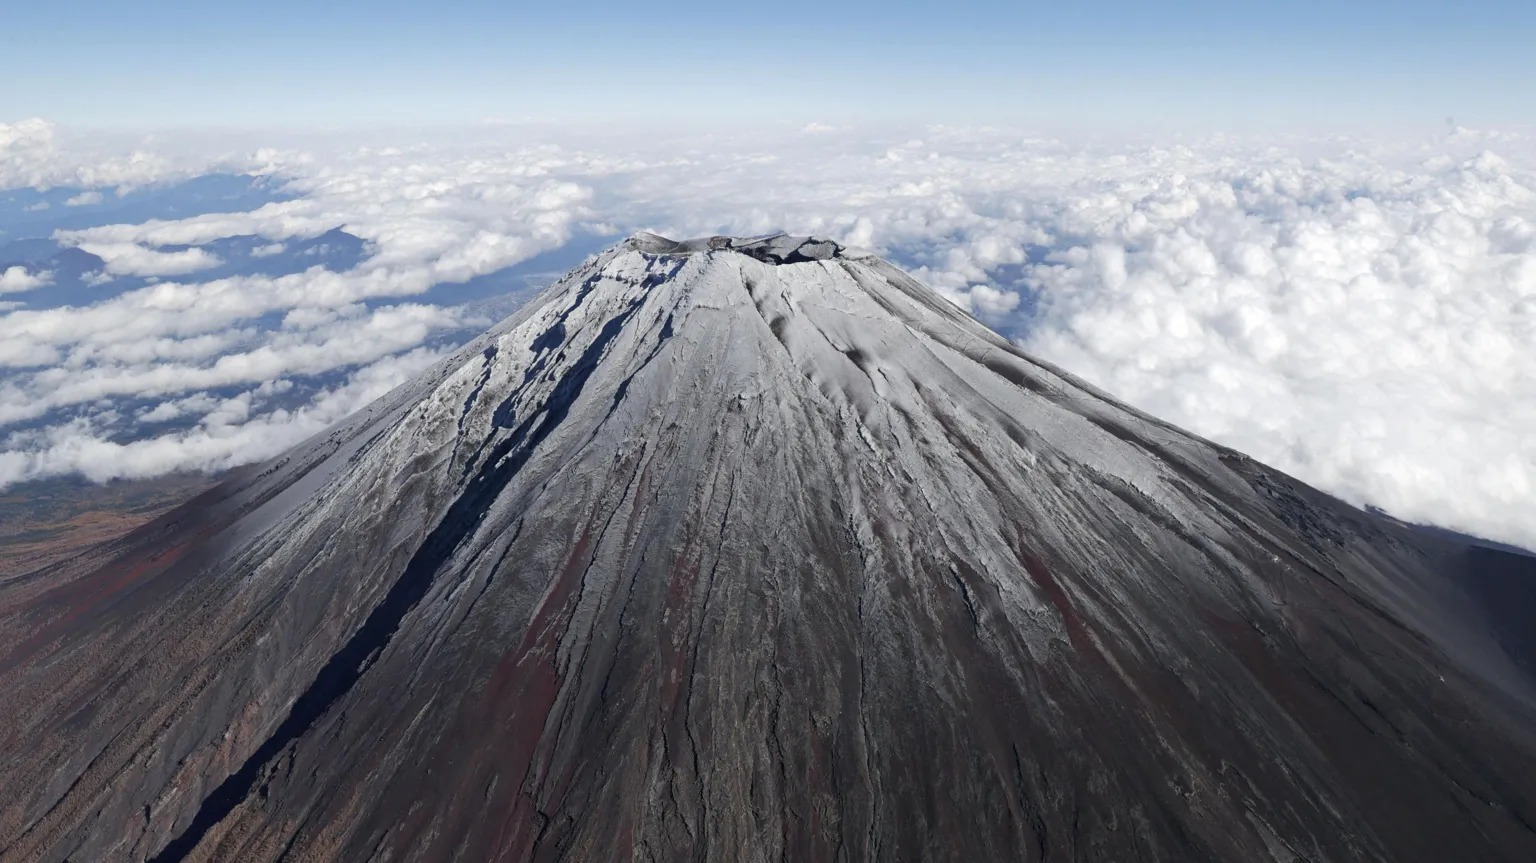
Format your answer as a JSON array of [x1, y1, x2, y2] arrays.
[[2, 233, 1535, 862]]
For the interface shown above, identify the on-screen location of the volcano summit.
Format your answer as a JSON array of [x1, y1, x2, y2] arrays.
[[2, 233, 1535, 862]]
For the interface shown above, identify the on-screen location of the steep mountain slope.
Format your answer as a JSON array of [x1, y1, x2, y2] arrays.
[[2, 233, 1535, 862]]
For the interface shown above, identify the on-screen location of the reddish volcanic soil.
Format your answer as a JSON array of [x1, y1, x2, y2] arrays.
[[0, 475, 218, 579]]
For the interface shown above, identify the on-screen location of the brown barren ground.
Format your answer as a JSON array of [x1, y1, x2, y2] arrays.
[[0, 475, 218, 579]]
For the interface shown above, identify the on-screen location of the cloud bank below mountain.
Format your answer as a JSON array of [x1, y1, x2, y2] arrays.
[[1, 120, 1533, 549]]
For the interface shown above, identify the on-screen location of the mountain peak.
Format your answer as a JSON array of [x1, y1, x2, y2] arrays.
[[625, 230, 854, 264], [4, 232, 1536, 862]]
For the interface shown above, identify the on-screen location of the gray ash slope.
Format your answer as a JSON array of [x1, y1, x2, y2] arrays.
[[3, 232, 1536, 862]]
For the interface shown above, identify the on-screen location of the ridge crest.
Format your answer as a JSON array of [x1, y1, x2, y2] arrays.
[[625, 231, 851, 265]]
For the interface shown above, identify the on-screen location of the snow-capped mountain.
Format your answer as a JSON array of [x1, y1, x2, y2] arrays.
[[2, 233, 1534, 862]]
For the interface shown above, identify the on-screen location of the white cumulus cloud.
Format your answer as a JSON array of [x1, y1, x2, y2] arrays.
[[1, 120, 1533, 553], [64, 190, 104, 206], [0, 266, 51, 295], [75, 242, 224, 277]]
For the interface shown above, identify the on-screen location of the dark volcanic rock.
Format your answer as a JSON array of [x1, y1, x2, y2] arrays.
[[2, 233, 1535, 862]]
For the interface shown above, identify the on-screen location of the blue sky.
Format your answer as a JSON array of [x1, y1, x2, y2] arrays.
[[3, 0, 1533, 130]]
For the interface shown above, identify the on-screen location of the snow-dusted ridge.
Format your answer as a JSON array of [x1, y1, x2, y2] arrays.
[[624, 231, 853, 264], [2, 233, 1535, 862]]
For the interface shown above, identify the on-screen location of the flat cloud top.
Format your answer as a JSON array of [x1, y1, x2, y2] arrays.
[[1, 120, 1533, 550]]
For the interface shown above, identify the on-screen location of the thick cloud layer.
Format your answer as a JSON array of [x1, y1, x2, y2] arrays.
[[1, 122, 1533, 550], [1021, 150, 1536, 550], [1, 118, 187, 190]]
